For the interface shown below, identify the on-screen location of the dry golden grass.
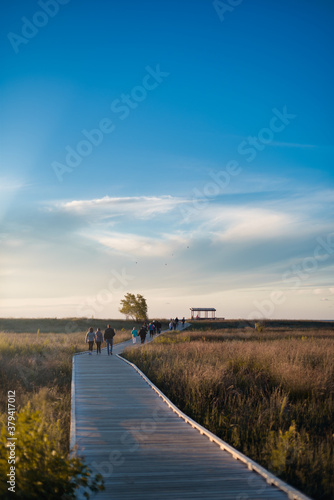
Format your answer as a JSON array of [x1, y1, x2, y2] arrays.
[[0, 325, 132, 452], [123, 327, 334, 500]]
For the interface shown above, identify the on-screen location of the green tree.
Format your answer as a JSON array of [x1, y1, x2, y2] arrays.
[[119, 293, 148, 322]]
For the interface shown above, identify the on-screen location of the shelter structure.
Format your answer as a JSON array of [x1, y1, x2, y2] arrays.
[[190, 307, 216, 320]]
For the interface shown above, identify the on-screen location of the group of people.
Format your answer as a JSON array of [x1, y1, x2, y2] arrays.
[[86, 320, 163, 354], [85, 324, 115, 355], [131, 320, 162, 344], [169, 317, 185, 330]]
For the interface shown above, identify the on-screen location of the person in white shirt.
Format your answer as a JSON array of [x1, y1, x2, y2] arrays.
[[85, 327, 96, 355]]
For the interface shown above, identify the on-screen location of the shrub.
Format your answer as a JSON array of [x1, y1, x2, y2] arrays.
[[0, 403, 104, 499]]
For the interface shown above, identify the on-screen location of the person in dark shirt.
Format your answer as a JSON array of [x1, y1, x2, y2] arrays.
[[138, 326, 147, 344], [95, 327, 103, 354], [104, 325, 115, 355]]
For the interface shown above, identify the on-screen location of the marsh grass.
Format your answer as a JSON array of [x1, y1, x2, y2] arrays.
[[0, 321, 132, 497], [0, 325, 131, 450], [123, 328, 334, 500]]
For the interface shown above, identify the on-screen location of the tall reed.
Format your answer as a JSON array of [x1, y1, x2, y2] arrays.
[[123, 329, 334, 500]]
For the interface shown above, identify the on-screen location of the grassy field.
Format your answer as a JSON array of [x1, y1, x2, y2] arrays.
[[0, 316, 169, 445], [0, 318, 135, 444], [0, 318, 136, 497], [0, 317, 146, 334], [123, 321, 334, 500], [2, 318, 333, 497]]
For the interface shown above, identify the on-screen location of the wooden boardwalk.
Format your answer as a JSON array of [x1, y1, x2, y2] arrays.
[[71, 333, 309, 500]]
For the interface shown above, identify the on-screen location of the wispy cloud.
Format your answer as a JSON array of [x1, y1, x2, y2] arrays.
[[83, 231, 188, 258], [47, 190, 333, 255], [52, 195, 188, 220], [0, 177, 29, 192], [2, 188, 332, 319], [196, 206, 293, 241]]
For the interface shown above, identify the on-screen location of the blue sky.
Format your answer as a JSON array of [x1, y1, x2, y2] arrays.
[[1, 0, 333, 319]]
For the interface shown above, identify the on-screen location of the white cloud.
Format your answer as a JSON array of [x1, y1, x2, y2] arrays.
[[54, 195, 188, 220], [196, 206, 293, 241], [86, 231, 187, 258], [2, 189, 330, 321]]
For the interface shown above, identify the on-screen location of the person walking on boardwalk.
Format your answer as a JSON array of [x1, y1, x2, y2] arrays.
[[149, 322, 155, 339], [182, 317, 185, 328], [104, 324, 115, 355], [138, 325, 147, 344], [95, 327, 103, 354], [85, 327, 95, 355], [131, 327, 138, 344]]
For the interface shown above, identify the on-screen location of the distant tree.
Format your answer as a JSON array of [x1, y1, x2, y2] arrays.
[[119, 293, 148, 322]]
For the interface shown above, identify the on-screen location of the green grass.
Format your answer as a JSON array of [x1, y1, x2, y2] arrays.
[[123, 326, 334, 500], [0, 317, 146, 334]]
